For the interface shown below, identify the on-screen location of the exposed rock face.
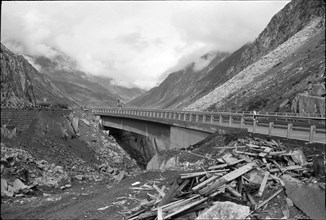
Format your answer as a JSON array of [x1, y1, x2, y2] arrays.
[[1, 44, 36, 107], [1, 43, 74, 107]]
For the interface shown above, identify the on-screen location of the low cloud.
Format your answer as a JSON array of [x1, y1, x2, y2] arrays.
[[1, 1, 289, 89]]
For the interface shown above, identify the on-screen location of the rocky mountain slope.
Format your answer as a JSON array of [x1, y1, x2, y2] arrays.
[[129, 0, 325, 114], [1, 44, 74, 107], [185, 0, 325, 113], [128, 51, 230, 109], [32, 53, 145, 107]]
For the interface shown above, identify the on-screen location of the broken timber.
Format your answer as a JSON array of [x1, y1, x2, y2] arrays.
[[199, 162, 256, 196]]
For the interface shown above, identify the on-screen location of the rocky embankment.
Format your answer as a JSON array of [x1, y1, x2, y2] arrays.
[[1, 108, 140, 198]]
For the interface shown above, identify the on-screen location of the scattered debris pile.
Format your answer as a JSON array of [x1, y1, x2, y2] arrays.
[[125, 138, 325, 220], [1, 108, 140, 200]]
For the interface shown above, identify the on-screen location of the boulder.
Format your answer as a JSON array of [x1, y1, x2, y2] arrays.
[[12, 179, 28, 193], [72, 117, 79, 133], [1, 178, 8, 196], [290, 150, 307, 165], [146, 154, 161, 170], [80, 118, 90, 126], [282, 174, 326, 220], [196, 201, 250, 220], [74, 175, 84, 181]]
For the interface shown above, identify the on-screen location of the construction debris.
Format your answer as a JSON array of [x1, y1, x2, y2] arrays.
[[124, 137, 325, 220]]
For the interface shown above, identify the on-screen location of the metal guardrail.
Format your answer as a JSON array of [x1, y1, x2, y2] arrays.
[[93, 107, 326, 143]]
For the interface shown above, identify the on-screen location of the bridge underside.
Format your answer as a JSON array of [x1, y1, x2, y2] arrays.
[[101, 116, 214, 150]]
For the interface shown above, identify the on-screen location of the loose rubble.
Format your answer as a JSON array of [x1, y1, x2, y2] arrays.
[[124, 137, 325, 220], [1, 108, 140, 200]]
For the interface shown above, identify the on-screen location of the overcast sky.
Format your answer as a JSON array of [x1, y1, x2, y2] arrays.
[[1, 1, 289, 90]]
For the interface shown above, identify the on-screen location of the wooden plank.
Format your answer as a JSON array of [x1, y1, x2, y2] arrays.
[[247, 193, 257, 208], [224, 162, 256, 182], [226, 185, 242, 198], [269, 150, 287, 156], [269, 173, 285, 186], [208, 163, 228, 170], [163, 197, 208, 219], [158, 177, 183, 207], [234, 150, 258, 157], [255, 188, 283, 210], [157, 207, 163, 220], [178, 179, 190, 192], [160, 195, 200, 211], [200, 162, 256, 195], [257, 171, 269, 197], [269, 165, 303, 173], [192, 175, 220, 191], [213, 146, 247, 149], [181, 169, 229, 178], [153, 184, 165, 197]]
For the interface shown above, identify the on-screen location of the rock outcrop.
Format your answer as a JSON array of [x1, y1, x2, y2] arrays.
[[1, 43, 74, 107], [1, 44, 36, 107]]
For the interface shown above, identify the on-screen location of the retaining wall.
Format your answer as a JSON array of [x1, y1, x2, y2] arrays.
[[1, 108, 72, 132]]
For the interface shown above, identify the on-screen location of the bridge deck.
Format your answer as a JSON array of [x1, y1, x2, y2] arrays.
[[94, 108, 326, 144]]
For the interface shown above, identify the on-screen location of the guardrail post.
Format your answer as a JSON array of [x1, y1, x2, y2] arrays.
[[195, 114, 199, 122], [287, 123, 293, 138], [190, 114, 192, 121], [229, 116, 232, 126], [253, 119, 257, 133], [219, 115, 223, 124], [210, 115, 214, 124], [203, 115, 206, 123], [268, 122, 274, 136], [309, 125, 316, 143], [184, 113, 187, 121], [240, 116, 244, 128], [178, 113, 181, 120]]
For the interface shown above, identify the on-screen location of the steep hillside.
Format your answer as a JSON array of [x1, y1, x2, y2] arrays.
[[186, 0, 325, 112], [130, 0, 325, 113], [1, 44, 74, 107], [128, 51, 230, 109], [33, 54, 145, 107]]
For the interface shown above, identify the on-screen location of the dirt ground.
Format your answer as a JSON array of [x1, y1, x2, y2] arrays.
[[1, 108, 325, 219]]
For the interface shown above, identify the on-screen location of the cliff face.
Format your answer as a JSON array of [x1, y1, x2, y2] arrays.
[[1, 44, 36, 107], [1, 43, 75, 108]]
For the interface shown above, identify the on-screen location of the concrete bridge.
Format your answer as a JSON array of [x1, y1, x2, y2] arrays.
[[93, 108, 326, 148]]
